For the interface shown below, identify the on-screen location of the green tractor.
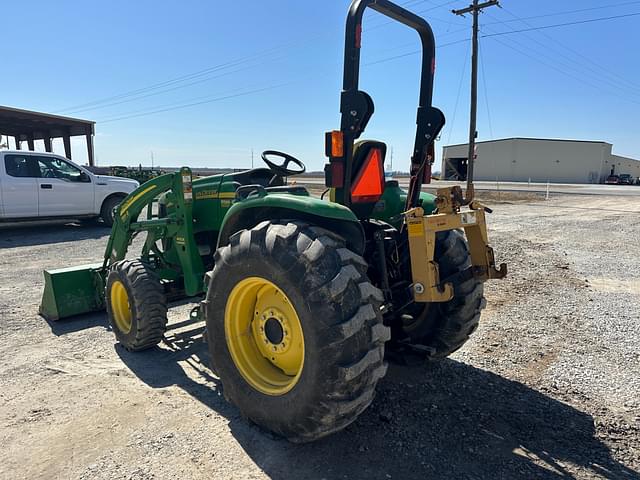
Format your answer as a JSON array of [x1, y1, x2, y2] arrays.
[[40, 0, 505, 442], [109, 165, 164, 184]]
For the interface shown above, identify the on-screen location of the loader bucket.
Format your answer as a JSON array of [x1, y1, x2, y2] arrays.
[[39, 263, 106, 321]]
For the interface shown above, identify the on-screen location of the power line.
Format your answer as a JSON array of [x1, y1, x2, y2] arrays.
[[444, 6, 640, 121], [483, 1, 640, 25], [58, 32, 331, 114], [97, 84, 252, 121], [484, 14, 640, 100], [96, 37, 469, 125], [475, 7, 640, 100], [498, 6, 640, 93], [61, 0, 459, 116], [58, 54, 265, 113], [364, 0, 427, 21], [91, 4, 640, 126], [401, 0, 439, 7], [485, 33, 640, 107], [363, 37, 470, 67], [99, 83, 291, 124], [354, 24, 470, 67], [481, 12, 640, 37], [418, 0, 461, 14], [446, 39, 471, 145], [366, 0, 461, 31], [63, 56, 291, 115], [479, 12, 640, 104], [100, 2, 640, 126], [59, 2, 639, 121], [97, 38, 472, 123], [453, 0, 500, 199]]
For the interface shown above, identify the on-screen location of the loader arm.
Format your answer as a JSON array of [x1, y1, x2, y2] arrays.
[[103, 173, 174, 265], [103, 167, 205, 296]]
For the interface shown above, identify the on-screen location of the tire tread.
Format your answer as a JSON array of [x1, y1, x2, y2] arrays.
[[206, 221, 389, 442], [106, 259, 168, 351]]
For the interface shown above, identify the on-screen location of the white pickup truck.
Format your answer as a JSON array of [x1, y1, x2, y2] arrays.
[[0, 150, 139, 226]]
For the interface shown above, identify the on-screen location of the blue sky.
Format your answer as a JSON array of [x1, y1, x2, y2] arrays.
[[3, 0, 639, 171]]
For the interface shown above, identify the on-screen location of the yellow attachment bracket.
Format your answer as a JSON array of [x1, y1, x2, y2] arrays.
[[405, 205, 507, 303]]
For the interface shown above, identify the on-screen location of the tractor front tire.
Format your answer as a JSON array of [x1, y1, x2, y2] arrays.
[[400, 229, 486, 358], [106, 260, 168, 351], [205, 221, 389, 443]]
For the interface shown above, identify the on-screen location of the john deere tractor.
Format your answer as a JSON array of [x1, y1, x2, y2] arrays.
[[40, 0, 505, 442]]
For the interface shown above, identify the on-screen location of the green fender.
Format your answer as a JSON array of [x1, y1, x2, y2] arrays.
[[218, 192, 366, 254], [370, 181, 437, 229]]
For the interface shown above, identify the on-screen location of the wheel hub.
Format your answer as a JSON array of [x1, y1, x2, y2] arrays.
[[255, 307, 292, 355], [224, 277, 305, 396], [264, 317, 284, 345]]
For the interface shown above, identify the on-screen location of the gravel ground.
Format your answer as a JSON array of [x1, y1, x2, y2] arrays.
[[0, 193, 638, 480]]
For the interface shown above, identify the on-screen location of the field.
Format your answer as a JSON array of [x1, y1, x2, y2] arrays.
[[1, 191, 639, 480]]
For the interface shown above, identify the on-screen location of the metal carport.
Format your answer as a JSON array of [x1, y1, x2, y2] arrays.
[[0, 105, 95, 165]]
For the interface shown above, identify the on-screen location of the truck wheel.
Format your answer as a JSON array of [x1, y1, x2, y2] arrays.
[[100, 195, 125, 227], [400, 229, 486, 358], [205, 221, 389, 442], [106, 260, 168, 351]]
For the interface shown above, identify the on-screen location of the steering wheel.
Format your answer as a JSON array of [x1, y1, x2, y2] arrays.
[[261, 150, 306, 177]]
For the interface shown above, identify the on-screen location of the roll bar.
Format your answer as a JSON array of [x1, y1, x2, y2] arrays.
[[342, 0, 435, 104], [332, 0, 445, 209]]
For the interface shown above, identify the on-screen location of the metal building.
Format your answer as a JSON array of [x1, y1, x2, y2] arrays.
[[442, 138, 640, 184]]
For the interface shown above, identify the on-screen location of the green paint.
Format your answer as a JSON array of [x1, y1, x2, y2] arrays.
[[40, 168, 379, 321], [371, 181, 436, 229], [39, 263, 105, 321], [222, 191, 359, 229], [105, 167, 205, 295]]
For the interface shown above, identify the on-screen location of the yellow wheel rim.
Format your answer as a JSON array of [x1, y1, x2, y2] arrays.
[[225, 277, 304, 396], [110, 280, 132, 334]]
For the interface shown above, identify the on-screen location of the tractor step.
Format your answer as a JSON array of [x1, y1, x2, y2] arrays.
[[39, 263, 106, 321]]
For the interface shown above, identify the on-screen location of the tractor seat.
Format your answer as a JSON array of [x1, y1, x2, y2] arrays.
[[225, 168, 309, 199], [235, 184, 309, 200], [224, 167, 284, 188]]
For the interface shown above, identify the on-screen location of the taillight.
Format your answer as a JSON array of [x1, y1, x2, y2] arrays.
[[327, 130, 344, 158], [325, 162, 344, 188], [324, 130, 345, 189]]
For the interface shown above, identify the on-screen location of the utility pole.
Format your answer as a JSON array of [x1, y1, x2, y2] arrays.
[[251, 148, 254, 169], [453, 0, 499, 201]]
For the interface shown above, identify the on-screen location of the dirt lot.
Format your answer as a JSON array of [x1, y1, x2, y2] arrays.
[[1, 193, 639, 480]]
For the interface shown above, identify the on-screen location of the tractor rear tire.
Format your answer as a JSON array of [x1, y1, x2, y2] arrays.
[[401, 229, 486, 359], [205, 221, 389, 443], [105, 260, 168, 351]]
